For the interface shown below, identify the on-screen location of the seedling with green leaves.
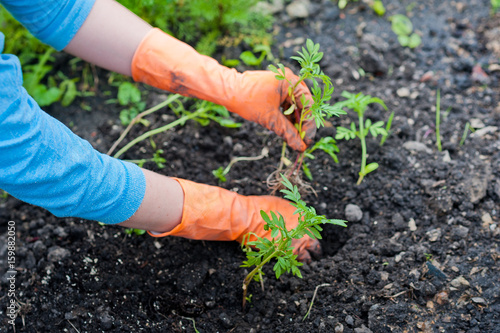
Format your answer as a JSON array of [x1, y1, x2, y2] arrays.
[[389, 14, 421, 49], [334, 91, 389, 185], [241, 174, 347, 308], [267, 39, 345, 193]]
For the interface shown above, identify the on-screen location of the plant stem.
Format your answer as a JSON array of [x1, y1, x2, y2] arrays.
[[302, 283, 331, 321], [222, 148, 269, 176], [242, 235, 293, 309], [357, 112, 367, 185], [107, 94, 181, 156], [436, 89, 442, 151], [113, 107, 206, 159]]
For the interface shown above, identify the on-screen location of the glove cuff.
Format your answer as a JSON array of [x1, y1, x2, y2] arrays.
[[131, 28, 239, 106]]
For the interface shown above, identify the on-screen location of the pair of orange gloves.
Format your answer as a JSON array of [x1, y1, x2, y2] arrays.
[[132, 29, 319, 262]]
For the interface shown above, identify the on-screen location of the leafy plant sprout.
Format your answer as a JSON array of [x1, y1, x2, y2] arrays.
[[241, 174, 347, 309], [435, 89, 442, 151], [266, 39, 345, 194], [334, 91, 389, 185]]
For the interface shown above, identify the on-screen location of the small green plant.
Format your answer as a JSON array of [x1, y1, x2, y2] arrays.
[[435, 89, 442, 151], [492, 0, 500, 13], [267, 39, 345, 192], [23, 49, 82, 107], [241, 174, 347, 308], [239, 44, 273, 67], [459, 122, 476, 147], [389, 14, 421, 49], [112, 82, 147, 126], [379, 111, 394, 146], [334, 91, 388, 185], [336, 0, 385, 16], [124, 228, 147, 236]]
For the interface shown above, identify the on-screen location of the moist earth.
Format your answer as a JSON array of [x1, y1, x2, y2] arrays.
[[1, 0, 499, 332]]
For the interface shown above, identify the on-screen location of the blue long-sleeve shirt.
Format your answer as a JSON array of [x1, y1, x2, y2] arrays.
[[0, 0, 146, 223]]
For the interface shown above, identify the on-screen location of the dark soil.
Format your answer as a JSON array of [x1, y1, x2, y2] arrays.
[[1, 0, 499, 332]]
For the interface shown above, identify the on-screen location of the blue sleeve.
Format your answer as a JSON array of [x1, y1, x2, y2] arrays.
[[0, 0, 95, 51], [0, 33, 146, 224]]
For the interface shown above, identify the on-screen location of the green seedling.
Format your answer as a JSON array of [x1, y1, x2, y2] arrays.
[[389, 14, 421, 49], [435, 89, 442, 151], [336, 0, 385, 16], [302, 136, 340, 180], [492, 0, 500, 13], [126, 149, 166, 169], [379, 111, 394, 146], [115, 82, 147, 126], [459, 122, 475, 146], [267, 39, 345, 192], [241, 174, 347, 308], [124, 228, 147, 236], [240, 44, 273, 67], [23, 49, 83, 107], [334, 91, 388, 185], [213, 148, 269, 182]]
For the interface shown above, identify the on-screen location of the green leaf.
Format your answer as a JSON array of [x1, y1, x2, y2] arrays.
[[363, 162, 379, 175], [390, 14, 413, 36], [212, 167, 227, 182], [302, 162, 313, 180], [284, 104, 296, 115], [372, 0, 386, 16], [60, 79, 77, 107], [398, 35, 410, 47], [118, 82, 141, 106], [240, 50, 265, 66], [408, 33, 422, 48]]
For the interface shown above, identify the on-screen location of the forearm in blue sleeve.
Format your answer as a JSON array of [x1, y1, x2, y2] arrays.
[[0, 34, 146, 224], [0, 0, 96, 51]]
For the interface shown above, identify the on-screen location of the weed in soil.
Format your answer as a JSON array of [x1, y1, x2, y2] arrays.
[[334, 91, 389, 184], [241, 174, 346, 309], [266, 39, 345, 194]]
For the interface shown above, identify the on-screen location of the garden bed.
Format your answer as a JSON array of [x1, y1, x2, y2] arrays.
[[1, 0, 499, 332]]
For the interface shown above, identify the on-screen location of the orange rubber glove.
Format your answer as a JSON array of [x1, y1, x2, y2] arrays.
[[132, 28, 316, 152], [148, 178, 321, 262]]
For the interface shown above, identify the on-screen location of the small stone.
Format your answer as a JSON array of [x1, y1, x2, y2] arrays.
[[452, 225, 469, 239], [397, 87, 410, 97], [47, 246, 70, 262], [471, 297, 487, 305], [286, 0, 310, 18], [403, 141, 433, 153], [450, 276, 470, 288], [33, 240, 47, 258], [482, 213, 493, 229], [434, 290, 449, 305], [219, 312, 232, 329], [426, 228, 441, 242], [345, 315, 354, 326], [470, 126, 498, 138], [354, 325, 373, 333], [53, 226, 68, 238], [409, 218, 417, 231], [470, 118, 485, 129], [345, 204, 363, 222], [335, 322, 344, 333]]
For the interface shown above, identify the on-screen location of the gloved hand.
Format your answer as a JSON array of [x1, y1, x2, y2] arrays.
[[132, 28, 316, 152], [148, 178, 321, 263]]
